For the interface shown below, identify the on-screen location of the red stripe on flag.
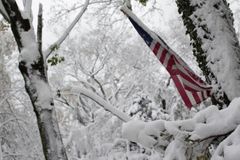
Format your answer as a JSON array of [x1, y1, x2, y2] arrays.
[[192, 92, 201, 104], [174, 69, 212, 90], [166, 55, 175, 72], [183, 83, 211, 94], [159, 48, 167, 63], [123, 7, 212, 108], [153, 42, 161, 55], [185, 67, 205, 84], [173, 56, 206, 84], [183, 84, 202, 92], [172, 75, 192, 108]]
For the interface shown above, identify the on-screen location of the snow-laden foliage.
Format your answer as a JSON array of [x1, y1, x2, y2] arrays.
[[122, 98, 240, 159], [1, 0, 240, 159]]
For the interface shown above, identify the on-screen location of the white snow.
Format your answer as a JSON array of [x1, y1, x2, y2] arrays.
[[212, 125, 240, 160], [34, 78, 54, 111], [190, 0, 240, 100], [122, 97, 240, 158], [164, 139, 187, 160], [19, 29, 39, 65]]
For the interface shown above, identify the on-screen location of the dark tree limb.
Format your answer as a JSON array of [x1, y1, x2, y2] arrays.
[[37, 4, 43, 57], [44, 0, 90, 59], [1, 0, 30, 51]]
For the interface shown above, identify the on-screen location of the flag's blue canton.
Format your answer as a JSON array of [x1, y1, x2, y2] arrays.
[[128, 17, 153, 46]]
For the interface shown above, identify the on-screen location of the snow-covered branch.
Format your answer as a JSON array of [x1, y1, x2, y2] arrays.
[[60, 86, 131, 122], [122, 98, 240, 157], [44, 0, 90, 59]]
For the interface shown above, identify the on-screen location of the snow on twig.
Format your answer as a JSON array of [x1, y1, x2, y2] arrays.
[[44, 0, 90, 59]]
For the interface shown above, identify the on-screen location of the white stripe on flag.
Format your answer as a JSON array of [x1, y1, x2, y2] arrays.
[[156, 47, 164, 60], [175, 62, 210, 89], [177, 75, 195, 106], [181, 78, 207, 92], [121, 5, 212, 108], [203, 90, 208, 99], [186, 91, 196, 106], [197, 92, 203, 101], [150, 40, 157, 51], [163, 51, 170, 68]]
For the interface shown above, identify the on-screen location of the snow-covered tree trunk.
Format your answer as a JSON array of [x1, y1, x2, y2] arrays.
[[0, 0, 68, 160], [176, 0, 240, 106]]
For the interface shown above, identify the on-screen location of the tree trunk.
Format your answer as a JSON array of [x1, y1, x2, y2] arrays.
[[175, 0, 240, 106], [1, 0, 68, 159]]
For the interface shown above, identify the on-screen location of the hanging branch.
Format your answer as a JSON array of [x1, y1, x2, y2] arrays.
[[60, 87, 131, 122]]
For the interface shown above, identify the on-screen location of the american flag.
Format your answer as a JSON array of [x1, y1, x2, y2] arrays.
[[121, 6, 212, 108]]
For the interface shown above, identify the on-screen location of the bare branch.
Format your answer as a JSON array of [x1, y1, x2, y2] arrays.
[[90, 50, 101, 73], [44, 0, 90, 59], [54, 0, 112, 19], [90, 45, 110, 76], [37, 3, 43, 55], [91, 75, 107, 100]]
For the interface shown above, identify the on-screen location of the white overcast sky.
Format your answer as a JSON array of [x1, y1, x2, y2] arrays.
[[13, 0, 239, 50], [13, 0, 178, 47]]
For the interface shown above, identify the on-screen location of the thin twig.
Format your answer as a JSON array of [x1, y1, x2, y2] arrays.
[[44, 0, 90, 59]]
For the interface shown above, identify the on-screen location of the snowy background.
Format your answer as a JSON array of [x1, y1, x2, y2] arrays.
[[0, 0, 240, 159]]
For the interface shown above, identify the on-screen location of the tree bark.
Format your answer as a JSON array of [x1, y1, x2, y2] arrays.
[[175, 0, 240, 106], [1, 0, 68, 159]]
